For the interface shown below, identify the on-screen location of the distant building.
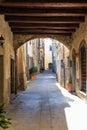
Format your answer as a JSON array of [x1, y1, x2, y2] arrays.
[[31, 38, 40, 72], [39, 38, 45, 67], [54, 41, 69, 87], [44, 38, 53, 70], [52, 39, 57, 73], [24, 41, 33, 80]]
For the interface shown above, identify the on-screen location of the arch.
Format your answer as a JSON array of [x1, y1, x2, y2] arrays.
[[79, 40, 87, 93], [72, 48, 76, 92], [13, 34, 72, 50], [79, 39, 87, 50]]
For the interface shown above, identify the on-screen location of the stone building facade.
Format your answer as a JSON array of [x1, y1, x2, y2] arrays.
[[44, 38, 52, 70], [16, 45, 27, 91], [54, 41, 69, 88], [39, 38, 45, 68], [53, 16, 87, 100], [0, 15, 15, 106], [71, 16, 87, 100], [31, 38, 40, 72], [24, 41, 33, 80]]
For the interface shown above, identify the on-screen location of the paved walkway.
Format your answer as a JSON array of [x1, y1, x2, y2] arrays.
[[6, 71, 87, 130]]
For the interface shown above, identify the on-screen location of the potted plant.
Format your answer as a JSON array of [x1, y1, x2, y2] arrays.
[[0, 104, 11, 129], [29, 66, 38, 80], [66, 75, 72, 92]]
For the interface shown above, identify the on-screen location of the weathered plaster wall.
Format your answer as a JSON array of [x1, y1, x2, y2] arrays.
[[0, 15, 15, 106], [56, 44, 69, 87], [44, 39, 52, 70], [31, 39, 40, 71], [72, 17, 87, 52], [17, 45, 27, 91], [71, 16, 87, 100]]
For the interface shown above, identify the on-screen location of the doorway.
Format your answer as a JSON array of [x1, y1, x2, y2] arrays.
[[0, 56, 4, 102], [10, 59, 15, 94]]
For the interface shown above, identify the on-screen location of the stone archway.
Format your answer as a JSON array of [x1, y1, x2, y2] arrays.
[[13, 34, 72, 50], [13, 34, 72, 93], [79, 40, 87, 93], [72, 48, 76, 92]]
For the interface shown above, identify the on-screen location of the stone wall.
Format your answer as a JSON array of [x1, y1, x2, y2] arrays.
[[71, 16, 87, 100], [44, 39, 52, 70], [0, 15, 15, 106], [54, 42, 69, 88], [31, 39, 40, 71], [16, 45, 27, 91], [13, 34, 71, 50]]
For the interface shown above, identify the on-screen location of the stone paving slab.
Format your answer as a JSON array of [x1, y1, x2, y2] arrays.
[[2, 71, 87, 130]]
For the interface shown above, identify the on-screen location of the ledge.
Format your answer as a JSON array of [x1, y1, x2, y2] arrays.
[[79, 91, 87, 96]]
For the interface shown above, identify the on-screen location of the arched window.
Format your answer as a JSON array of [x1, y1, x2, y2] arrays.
[[80, 45, 86, 92]]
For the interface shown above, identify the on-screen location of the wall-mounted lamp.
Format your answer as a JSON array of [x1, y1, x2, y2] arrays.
[[0, 35, 4, 46]]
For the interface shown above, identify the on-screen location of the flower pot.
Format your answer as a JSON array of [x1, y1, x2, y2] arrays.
[[29, 66, 38, 80], [31, 73, 36, 80], [67, 83, 72, 92]]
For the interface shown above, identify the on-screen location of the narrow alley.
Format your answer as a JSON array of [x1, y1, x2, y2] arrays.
[[6, 71, 87, 130], [0, 1, 87, 130]]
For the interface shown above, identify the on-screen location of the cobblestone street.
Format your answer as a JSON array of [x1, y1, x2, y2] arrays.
[[6, 71, 87, 130]]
